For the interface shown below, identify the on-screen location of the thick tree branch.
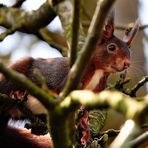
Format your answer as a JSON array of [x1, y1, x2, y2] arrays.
[[59, 90, 148, 120], [0, 0, 68, 54], [60, 0, 116, 98], [0, 1, 56, 34]]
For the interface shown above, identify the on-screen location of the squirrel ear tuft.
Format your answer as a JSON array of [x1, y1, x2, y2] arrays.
[[123, 19, 140, 46], [103, 11, 114, 39]]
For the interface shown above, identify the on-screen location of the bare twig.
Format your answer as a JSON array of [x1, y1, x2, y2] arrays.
[[100, 129, 120, 137], [141, 123, 148, 128], [129, 131, 148, 148], [115, 25, 148, 31], [70, 0, 80, 66], [129, 76, 148, 97]]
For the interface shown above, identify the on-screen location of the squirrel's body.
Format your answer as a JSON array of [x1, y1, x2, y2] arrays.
[[0, 13, 139, 148], [0, 57, 69, 95]]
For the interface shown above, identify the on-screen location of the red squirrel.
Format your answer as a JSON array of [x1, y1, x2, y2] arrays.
[[0, 13, 139, 147]]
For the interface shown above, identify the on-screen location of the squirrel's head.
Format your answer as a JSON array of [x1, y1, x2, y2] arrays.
[[93, 12, 139, 73]]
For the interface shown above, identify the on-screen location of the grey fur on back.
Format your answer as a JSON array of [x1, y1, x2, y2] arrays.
[[28, 57, 69, 93]]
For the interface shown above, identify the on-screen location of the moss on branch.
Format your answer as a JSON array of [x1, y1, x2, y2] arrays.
[[60, 90, 148, 120], [0, 1, 56, 33]]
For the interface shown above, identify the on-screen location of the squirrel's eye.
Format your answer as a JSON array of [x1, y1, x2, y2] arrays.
[[107, 43, 116, 52]]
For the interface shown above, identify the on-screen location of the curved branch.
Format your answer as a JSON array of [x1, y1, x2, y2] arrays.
[[0, 1, 56, 34], [0, 62, 56, 110], [129, 76, 148, 97], [60, 90, 148, 120]]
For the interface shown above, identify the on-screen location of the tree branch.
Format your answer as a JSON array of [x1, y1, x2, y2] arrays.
[[0, 62, 56, 110], [100, 129, 120, 137], [129, 76, 148, 97], [60, 0, 116, 98], [0, 1, 56, 34], [59, 90, 148, 120], [129, 131, 148, 147], [70, 0, 80, 66]]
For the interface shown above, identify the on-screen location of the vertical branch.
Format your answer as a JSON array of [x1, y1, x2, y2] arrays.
[[56, 0, 85, 55], [60, 0, 116, 98], [70, 0, 80, 67], [49, 112, 72, 148]]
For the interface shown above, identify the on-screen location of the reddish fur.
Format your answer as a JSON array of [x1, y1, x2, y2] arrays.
[[0, 126, 52, 148], [10, 57, 34, 75]]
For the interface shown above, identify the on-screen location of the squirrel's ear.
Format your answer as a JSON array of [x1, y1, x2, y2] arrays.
[[103, 11, 114, 39], [123, 19, 140, 46]]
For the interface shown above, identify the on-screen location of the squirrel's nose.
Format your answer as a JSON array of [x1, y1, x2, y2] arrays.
[[124, 61, 130, 69]]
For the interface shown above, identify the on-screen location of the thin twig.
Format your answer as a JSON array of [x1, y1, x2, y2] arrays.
[[83, 22, 148, 31], [60, 0, 116, 98], [129, 131, 148, 147], [141, 123, 148, 128], [115, 25, 148, 31], [129, 76, 148, 97], [70, 0, 80, 67], [100, 129, 120, 137]]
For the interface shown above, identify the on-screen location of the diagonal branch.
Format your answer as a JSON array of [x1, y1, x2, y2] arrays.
[[0, 62, 56, 110], [129, 76, 148, 97], [129, 131, 148, 147]]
